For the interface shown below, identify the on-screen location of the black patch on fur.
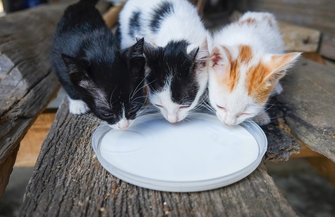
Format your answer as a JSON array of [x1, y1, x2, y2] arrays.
[[145, 40, 199, 105], [128, 11, 141, 38], [51, 0, 146, 125], [150, 1, 174, 33]]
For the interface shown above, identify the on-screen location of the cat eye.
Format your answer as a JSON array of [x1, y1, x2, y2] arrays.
[[216, 105, 227, 111], [154, 104, 163, 108], [179, 105, 191, 109]]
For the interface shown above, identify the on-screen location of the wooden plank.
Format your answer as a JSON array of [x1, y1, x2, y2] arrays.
[[0, 4, 71, 197], [320, 33, 335, 60], [308, 157, 335, 186], [0, 145, 19, 196], [103, 2, 125, 28], [19, 101, 297, 217], [15, 112, 56, 167], [302, 52, 326, 64], [278, 58, 335, 162], [278, 22, 320, 52]]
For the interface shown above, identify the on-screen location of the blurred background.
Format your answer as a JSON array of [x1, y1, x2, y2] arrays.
[[0, 0, 334, 217]]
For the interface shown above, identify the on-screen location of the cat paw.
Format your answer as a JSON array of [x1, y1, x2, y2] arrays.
[[68, 99, 89, 115], [253, 112, 271, 126]]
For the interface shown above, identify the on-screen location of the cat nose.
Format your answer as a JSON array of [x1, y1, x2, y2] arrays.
[[167, 114, 178, 123], [117, 119, 130, 129]]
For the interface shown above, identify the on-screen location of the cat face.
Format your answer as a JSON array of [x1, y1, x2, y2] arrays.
[[63, 39, 146, 129], [144, 40, 208, 123], [208, 45, 300, 126]]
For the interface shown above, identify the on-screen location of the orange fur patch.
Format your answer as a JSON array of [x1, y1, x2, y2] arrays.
[[239, 18, 256, 26], [219, 47, 240, 92], [239, 45, 252, 64], [246, 62, 273, 103], [221, 45, 252, 92]]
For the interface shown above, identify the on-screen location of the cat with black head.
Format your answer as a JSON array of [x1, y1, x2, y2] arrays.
[[51, 0, 146, 129], [119, 0, 209, 123]]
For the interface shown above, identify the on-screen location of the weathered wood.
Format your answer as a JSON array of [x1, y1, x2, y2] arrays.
[[278, 22, 320, 52], [278, 58, 335, 162], [20, 101, 297, 217], [0, 4, 72, 197], [320, 33, 335, 60], [261, 98, 299, 161], [0, 145, 19, 196], [103, 2, 125, 28], [15, 112, 56, 167]]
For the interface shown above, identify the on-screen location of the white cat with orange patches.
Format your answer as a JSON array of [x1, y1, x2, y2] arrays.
[[208, 12, 301, 126]]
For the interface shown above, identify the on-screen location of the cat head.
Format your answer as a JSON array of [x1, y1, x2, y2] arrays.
[[143, 40, 209, 123], [62, 39, 146, 129], [208, 45, 300, 126]]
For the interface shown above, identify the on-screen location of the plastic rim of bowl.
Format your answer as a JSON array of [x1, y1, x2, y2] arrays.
[[91, 113, 268, 192]]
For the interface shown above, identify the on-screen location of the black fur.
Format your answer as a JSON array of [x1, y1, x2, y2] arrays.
[[144, 40, 199, 105], [51, 0, 146, 124], [150, 1, 174, 33], [128, 11, 141, 38]]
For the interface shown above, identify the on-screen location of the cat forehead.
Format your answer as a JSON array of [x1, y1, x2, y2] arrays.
[[211, 45, 274, 104]]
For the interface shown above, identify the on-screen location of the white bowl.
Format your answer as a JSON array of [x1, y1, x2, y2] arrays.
[[92, 113, 267, 192]]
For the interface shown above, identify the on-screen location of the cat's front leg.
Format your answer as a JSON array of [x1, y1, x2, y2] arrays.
[[68, 97, 89, 115], [253, 110, 271, 126]]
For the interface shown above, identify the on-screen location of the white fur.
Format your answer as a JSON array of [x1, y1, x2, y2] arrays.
[[68, 98, 89, 115], [119, 0, 209, 123], [119, 0, 208, 50], [208, 12, 300, 126]]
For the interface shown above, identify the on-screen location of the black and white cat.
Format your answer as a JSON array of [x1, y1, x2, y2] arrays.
[[51, 0, 146, 129], [119, 0, 209, 123]]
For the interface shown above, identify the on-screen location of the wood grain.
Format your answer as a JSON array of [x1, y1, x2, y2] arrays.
[[278, 58, 335, 163], [0, 145, 19, 196], [19, 100, 297, 217], [0, 3, 71, 197], [15, 112, 56, 167]]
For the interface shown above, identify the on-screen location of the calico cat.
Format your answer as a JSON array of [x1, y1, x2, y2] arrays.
[[118, 0, 209, 123], [208, 12, 301, 126], [51, 0, 146, 129]]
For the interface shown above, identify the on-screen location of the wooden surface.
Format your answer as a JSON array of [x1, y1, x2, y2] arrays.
[[0, 145, 18, 196], [15, 112, 56, 167], [278, 58, 335, 163], [0, 3, 69, 195], [20, 101, 297, 217], [278, 22, 320, 52]]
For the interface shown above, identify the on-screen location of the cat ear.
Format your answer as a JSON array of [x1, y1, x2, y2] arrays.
[[264, 52, 301, 81], [189, 47, 199, 60], [127, 39, 145, 75], [188, 39, 209, 62], [210, 46, 230, 67], [143, 41, 161, 59], [129, 38, 144, 58]]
